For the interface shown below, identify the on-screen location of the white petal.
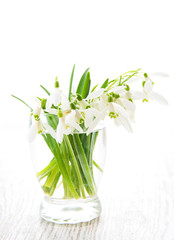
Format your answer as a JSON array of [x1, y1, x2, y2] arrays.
[[83, 108, 102, 128], [52, 89, 62, 106], [112, 103, 128, 118], [28, 122, 37, 142], [114, 117, 121, 127], [144, 79, 153, 93], [61, 94, 70, 111], [116, 115, 133, 133], [57, 119, 64, 143], [79, 99, 88, 109], [132, 91, 147, 100], [33, 107, 41, 116], [42, 122, 57, 140], [119, 98, 136, 112], [86, 117, 102, 135], [150, 92, 168, 105], [86, 89, 104, 100], [65, 111, 83, 132]]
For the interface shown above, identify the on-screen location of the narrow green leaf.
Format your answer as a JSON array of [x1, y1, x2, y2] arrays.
[[93, 160, 103, 173], [91, 84, 99, 92], [81, 72, 91, 98], [76, 68, 89, 95], [68, 64, 75, 101], [40, 85, 50, 95], [101, 78, 109, 89], [11, 95, 33, 111]]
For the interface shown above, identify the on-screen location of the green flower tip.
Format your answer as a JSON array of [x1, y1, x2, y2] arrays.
[[143, 99, 148, 102], [142, 80, 146, 88], [112, 93, 120, 99], [86, 105, 91, 109], [34, 115, 40, 121], [55, 77, 59, 88], [70, 102, 76, 110], [108, 96, 113, 102], [124, 85, 130, 91], [144, 73, 148, 78], [77, 94, 83, 101], [58, 110, 63, 118], [109, 112, 118, 118], [79, 118, 84, 124], [41, 98, 47, 109]]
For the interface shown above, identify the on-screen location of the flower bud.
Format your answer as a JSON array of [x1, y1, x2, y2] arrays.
[[142, 80, 146, 87], [55, 77, 59, 88], [86, 105, 91, 109], [34, 114, 40, 121], [112, 93, 120, 99], [41, 98, 47, 109], [77, 94, 83, 101], [144, 73, 148, 78], [124, 85, 130, 91], [58, 110, 63, 118], [108, 96, 113, 102], [70, 102, 76, 110], [109, 111, 116, 118]]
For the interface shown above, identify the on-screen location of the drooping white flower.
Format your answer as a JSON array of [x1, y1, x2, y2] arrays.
[[107, 102, 133, 133], [46, 88, 62, 111], [81, 107, 106, 135], [28, 100, 43, 142], [56, 109, 83, 143], [28, 99, 57, 142], [117, 97, 136, 121], [133, 77, 168, 105]]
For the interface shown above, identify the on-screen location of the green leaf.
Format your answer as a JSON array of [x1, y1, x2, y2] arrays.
[[81, 72, 91, 98], [101, 78, 109, 88], [40, 85, 50, 95], [68, 64, 75, 101], [91, 84, 99, 92], [11, 95, 33, 111], [76, 68, 90, 96]]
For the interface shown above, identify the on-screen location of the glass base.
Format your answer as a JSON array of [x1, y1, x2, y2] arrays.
[[40, 195, 102, 224]]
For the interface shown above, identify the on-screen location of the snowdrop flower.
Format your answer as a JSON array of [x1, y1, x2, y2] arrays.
[[57, 109, 83, 143], [28, 99, 57, 142], [107, 98, 133, 133], [117, 94, 136, 121], [133, 74, 168, 105], [28, 100, 43, 142], [46, 78, 63, 115], [81, 107, 106, 135]]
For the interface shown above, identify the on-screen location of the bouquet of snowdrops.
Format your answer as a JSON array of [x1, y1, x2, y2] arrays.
[[12, 66, 167, 199]]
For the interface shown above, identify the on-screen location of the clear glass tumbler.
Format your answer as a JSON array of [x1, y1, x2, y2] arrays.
[[30, 113, 106, 224]]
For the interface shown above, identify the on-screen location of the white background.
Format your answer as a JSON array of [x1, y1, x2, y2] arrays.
[[0, 0, 174, 194]]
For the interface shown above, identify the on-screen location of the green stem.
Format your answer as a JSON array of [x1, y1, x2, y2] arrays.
[[72, 134, 96, 194], [36, 158, 56, 180], [64, 135, 86, 198], [93, 160, 103, 173], [42, 133, 80, 199]]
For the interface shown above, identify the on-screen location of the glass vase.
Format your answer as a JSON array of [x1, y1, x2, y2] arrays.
[[29, 113, 106, 224]]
